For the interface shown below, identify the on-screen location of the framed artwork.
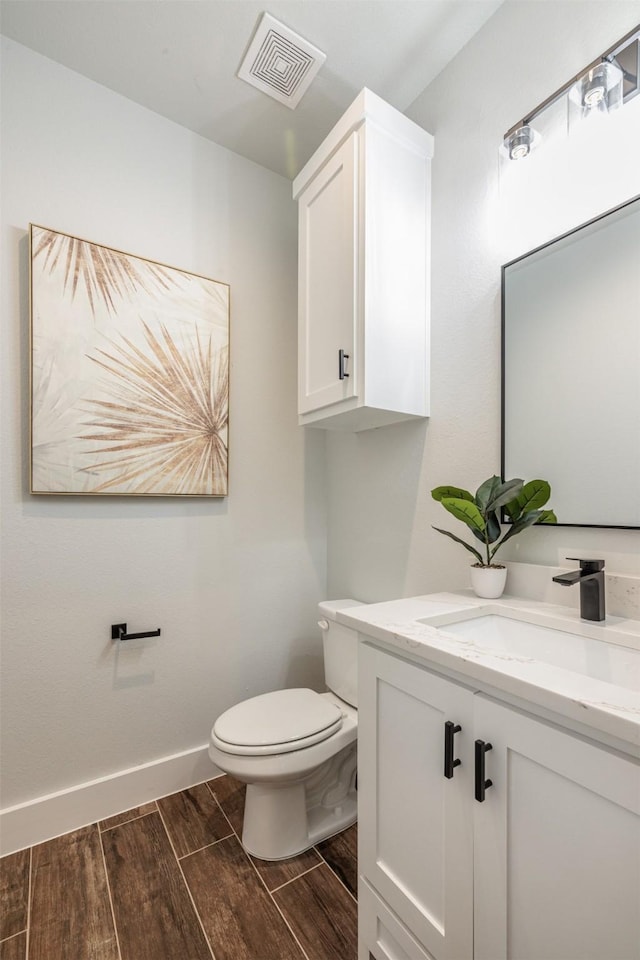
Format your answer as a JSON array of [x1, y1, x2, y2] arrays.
[[30, 225, 229, 496]]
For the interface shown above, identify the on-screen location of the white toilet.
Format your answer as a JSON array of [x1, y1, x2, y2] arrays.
[[208, 599, 363, 860]]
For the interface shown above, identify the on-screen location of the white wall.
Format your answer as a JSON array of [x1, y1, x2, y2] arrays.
[[327, 0, 640, 602], [0, 38, 327, 813]]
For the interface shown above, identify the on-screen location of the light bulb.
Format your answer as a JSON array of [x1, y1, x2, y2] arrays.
[[582, 68, 607, 108], [568, 60, 624, 129], [510, 141, 530, 160]]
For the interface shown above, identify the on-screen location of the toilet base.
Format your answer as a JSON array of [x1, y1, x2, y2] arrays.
[[241, 743, 357, 861]]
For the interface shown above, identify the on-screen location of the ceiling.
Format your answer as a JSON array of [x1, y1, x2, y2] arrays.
[[0, 0, 503, 179]]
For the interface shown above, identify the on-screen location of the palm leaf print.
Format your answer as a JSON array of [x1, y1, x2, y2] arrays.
[[32, 229, 178, 316], [80, 323, 228, 495]]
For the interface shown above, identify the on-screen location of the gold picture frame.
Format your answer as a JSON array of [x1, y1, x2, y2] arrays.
[[30, 225, 229, 496]]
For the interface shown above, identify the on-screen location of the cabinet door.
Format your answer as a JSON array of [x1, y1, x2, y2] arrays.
[[297, 132, 359, 414], [473, 695, 640, 960], [359, 877, 436, 960], [359, 642, 474, 960]]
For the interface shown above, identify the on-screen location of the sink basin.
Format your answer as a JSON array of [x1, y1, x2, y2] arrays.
[[421, 610, 640, 691]]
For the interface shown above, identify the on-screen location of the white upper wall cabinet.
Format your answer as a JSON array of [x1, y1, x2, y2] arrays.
[[293, 89, 434, 431]]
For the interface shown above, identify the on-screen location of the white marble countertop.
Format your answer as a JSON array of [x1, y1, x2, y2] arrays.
[[334, 592, 640, 755]]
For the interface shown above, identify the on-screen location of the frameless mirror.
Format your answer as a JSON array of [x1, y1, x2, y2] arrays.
[[502, 195, 640, 528]]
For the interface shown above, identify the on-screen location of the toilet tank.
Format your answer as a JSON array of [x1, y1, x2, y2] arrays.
[[318, 599, 365, 708]]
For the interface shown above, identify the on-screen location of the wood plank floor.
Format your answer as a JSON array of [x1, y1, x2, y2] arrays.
[[0, 777, 357, 960]]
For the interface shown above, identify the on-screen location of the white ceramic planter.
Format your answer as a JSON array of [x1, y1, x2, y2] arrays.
[[470, 564, 507, 599]]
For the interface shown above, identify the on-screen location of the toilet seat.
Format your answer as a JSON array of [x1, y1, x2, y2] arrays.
[[212, 688, 343, 756]]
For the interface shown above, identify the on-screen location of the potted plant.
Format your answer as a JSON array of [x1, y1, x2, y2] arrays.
[[431, 476, 557, 598]]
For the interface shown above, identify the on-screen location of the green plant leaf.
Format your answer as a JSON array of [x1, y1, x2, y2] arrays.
[[484, 510, 502, 543], [431, 485, 474, 503], [504, 498, 522, 522], [499, 509, 547, 545], [440, 497, 486, 532], [475, 476, 524, 516], [509, 479, 551, 516], [538, 509, 557, 523], [486, 477, 524, 514], [432, 526, 483, 564], [475, 476, 503, 513], [470, 510, 501, 544]]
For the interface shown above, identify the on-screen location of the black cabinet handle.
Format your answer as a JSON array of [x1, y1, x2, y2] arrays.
[[338, 349, 350, 380], [475, 739, 493, 802], [444, 721, 461, 778]]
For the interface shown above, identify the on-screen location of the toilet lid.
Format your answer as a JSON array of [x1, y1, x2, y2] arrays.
[[213, 688, 343, 755]]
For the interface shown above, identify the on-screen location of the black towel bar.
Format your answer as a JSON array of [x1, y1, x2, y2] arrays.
[[111, 623, 161, 641]]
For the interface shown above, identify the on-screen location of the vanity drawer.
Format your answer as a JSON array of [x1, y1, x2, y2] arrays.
[[359, 877, 436, 960]]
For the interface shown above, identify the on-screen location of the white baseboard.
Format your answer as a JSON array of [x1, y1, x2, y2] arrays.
[[0, 745, 224, 855]]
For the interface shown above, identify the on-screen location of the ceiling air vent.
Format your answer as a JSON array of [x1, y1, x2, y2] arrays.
[[237, 12, 326, 109]]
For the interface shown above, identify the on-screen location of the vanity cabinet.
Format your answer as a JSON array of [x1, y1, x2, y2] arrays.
[[292, 88, 433, 431], [358, 640, 640, 960]]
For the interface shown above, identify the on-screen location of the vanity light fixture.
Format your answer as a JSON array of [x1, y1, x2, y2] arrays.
[[502, 23, 639, 160]]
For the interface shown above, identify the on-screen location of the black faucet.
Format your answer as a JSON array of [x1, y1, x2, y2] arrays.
[[552, 558, 605, 621]]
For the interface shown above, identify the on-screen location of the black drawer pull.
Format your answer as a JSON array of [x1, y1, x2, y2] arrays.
[[475, 739, 493, 802], [444, 721, 461, 779], [338, 348, 350, 380]]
